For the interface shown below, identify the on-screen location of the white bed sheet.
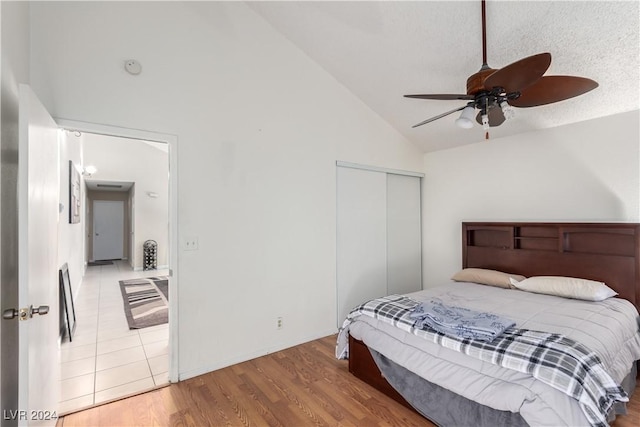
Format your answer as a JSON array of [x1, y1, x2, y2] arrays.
[[346, 282, 640, 426]]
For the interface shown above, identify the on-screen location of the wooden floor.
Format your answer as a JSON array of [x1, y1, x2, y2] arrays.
[[60, 334, 640, 427]]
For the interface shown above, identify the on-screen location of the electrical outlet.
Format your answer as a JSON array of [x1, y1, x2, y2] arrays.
[[277, 317, 283, 330], [183, 236, 199, 251]]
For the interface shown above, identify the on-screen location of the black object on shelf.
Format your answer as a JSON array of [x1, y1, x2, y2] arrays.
[[143, 240, 157, 271]]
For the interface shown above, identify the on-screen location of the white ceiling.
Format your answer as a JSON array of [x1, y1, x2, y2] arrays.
[[248, 1, 640, 153]]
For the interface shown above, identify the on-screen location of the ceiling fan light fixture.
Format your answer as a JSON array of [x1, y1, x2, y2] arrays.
[[455, 106, 476, 129], [481, 113, 490, 130], [500, 100, 515, 120], [403, 0, 597, 132]]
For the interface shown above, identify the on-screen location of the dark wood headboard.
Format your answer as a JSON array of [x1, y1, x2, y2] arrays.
[[462, 222, 640, 311]]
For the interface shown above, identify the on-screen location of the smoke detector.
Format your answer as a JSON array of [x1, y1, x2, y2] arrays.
[[124, 59, 142, 75]]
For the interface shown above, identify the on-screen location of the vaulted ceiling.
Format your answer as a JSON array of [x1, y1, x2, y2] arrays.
[[249, 1, 639, 152]]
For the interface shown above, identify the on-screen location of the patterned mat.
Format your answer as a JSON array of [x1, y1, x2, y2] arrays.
[[88, 260, 114, 266], [119, 276, 169, 329]]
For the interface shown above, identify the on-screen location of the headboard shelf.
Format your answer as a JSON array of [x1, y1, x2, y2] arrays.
[[463, 222, 640, 311]]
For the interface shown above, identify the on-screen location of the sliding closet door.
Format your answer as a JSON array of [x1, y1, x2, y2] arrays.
[[336, 164, 423, 327], [387, 174, 422, 294], [336, 167, 387, 326]]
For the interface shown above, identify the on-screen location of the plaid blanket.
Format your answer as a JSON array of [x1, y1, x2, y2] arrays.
[[410, 298, 515, 341], [336, 294, 628, 427]]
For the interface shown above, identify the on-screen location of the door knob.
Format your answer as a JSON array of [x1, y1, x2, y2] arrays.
[[3, 308, 18, 320], [31, 305, 49, 316], [2, 305, 49, 321], [2, 308, 28, 320]]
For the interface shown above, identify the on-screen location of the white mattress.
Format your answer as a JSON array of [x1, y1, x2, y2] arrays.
[[347, 282, 640, 426]]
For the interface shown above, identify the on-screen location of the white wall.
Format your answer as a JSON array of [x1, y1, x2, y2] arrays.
[[29, 1, 424, 379], [1, 1, 31, 420], [82, 133, 169, 270], [422, 110, 640, 287], [58, 132, 85, 298]]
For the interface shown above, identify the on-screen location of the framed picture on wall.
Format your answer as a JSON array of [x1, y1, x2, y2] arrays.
[[69, 160, 81, 224]]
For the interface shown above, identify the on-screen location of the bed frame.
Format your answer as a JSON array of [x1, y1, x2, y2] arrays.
[[348, 222, 640, 413]]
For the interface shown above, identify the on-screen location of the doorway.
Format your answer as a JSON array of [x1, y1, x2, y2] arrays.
[[56, 121, 178, 414], [84, 181, 134, 265]]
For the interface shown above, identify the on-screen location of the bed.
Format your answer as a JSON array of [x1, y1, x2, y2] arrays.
[[338, 222, 640, 426]]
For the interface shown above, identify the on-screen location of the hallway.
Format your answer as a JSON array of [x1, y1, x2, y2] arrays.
[[58, 261, 170, 414]]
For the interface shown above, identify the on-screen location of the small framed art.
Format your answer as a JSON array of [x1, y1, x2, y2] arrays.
[[69, 161, 81, 224]]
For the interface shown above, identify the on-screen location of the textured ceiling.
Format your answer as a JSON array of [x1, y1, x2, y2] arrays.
[[248, 1, 640, 153]]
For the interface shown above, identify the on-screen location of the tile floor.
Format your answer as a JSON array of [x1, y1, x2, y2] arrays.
[[58, 260, 170, 414]]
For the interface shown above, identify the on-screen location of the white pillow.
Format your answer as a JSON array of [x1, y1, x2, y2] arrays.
[[509, 276, 617, 301]]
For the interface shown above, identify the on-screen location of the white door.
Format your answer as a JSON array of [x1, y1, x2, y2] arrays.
[[386, 174, 422, 294], [93, 200, 124, 261], [336, 167, 387, 327], [17, 84, 60, 425]]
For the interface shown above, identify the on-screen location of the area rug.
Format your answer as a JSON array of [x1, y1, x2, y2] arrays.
[[119, 276, 169, 329]]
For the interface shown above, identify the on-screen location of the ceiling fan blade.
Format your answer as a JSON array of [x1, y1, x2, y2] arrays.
[[483, 52, 552, 93], [404, 94, 475, 101], [412, 106, 466, 128], [475, 106, 506, 127], [510, 75, 598, 107]]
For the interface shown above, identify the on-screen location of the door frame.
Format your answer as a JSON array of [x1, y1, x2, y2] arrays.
[[56, 118, 179, 382]]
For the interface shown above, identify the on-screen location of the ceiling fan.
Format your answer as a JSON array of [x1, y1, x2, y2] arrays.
[[405, 0, 598, 137]]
